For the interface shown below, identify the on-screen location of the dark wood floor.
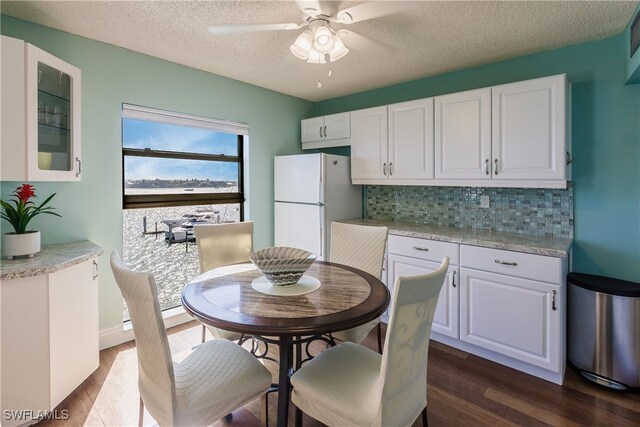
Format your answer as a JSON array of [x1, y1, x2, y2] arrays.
[[39, 321, 639, 426]]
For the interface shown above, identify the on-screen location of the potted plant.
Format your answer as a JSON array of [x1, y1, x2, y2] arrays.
[[1, 183, 61, 259]]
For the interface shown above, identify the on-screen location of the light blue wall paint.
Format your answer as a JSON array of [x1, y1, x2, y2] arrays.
[[314, 35, 640, 283], [624, 4, 640, 84], [0, 15, 312, 329]]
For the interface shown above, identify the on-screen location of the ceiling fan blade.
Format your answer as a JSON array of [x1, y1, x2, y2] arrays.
[[335, 1, 420, 24], [207, 23, 303, 34], [337, 29, 396, 53], [295, 0, 341, 18]]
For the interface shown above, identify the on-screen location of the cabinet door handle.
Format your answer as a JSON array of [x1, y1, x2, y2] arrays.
[[389, 162, 393, 176], [412, 246, 429, 252], [93, 260, 99, 280], [485, 159, 489, 175], [383, 163, 387, 175], [451, 270, 456, 287], [494, 259, 517, 266], [552, 290, 557, 311], [76, 157, 82, 177], [319, 126, 323, 138], [324, 125, 327, 138], [566, 151, 574, 165], [494, 158, 498, 175]]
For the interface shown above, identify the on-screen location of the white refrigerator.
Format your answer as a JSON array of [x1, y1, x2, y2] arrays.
[[274, 153, 362, 261]]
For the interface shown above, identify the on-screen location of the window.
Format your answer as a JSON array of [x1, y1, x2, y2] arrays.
[[121, 104, 247, 319]]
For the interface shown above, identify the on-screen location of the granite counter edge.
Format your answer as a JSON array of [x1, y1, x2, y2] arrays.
[[1, 244, 104, 281]]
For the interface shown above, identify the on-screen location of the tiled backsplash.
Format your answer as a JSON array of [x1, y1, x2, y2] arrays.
[[366, 185, 574, 238]]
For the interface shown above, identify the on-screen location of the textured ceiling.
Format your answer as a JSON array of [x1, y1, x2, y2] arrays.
[[1, 1, 638, 101]]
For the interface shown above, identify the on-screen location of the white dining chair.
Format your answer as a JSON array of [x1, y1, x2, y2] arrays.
[[329, 222, 388, 353], [110, 251, 271, 427], [291, 257, 449, 427], [194, 221, 253, 342]]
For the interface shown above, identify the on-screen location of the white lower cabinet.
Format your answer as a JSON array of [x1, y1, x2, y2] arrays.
[[460, 268, 560, 372], [1, 257, 99, 426], [384, 234, 567, 384], [387, 254, 459, 339]]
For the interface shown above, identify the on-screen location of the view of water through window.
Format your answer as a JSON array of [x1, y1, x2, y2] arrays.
[[121, 108, 244, 321], [122, 203, 240, 321]]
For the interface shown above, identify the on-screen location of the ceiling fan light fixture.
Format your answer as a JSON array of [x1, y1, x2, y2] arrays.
[[306, 48, 327, 64], [329, 36, 349, 62], [290, 29, 313, 60], [312, 24, 335, 54]]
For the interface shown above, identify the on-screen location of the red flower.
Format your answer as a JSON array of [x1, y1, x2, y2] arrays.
[[15, 184, 35, 203]]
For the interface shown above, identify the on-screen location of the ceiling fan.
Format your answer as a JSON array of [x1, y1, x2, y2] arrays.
[[207, 1, 417, 64]]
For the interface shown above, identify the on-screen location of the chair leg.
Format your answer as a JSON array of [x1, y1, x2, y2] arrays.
[[138, 396, 144, 427], [261, 393, 269, 427], [421, 406, 428, 427], [201, 324, 206, 343], [295, 406, 303, 427], [376, 323, 383, 354]]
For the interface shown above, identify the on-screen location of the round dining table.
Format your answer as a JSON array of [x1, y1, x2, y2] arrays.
[[181, 260, 390, 427]]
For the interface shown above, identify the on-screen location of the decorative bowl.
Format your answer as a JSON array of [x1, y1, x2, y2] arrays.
[[250, 247, 317, 286]]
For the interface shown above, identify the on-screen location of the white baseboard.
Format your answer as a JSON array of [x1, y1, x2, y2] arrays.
[[99, 307, 195, 350]]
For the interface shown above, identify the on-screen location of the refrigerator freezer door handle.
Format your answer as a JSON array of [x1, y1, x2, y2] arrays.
[[319, 207, 324, 257], [274, 200, 324, 206]]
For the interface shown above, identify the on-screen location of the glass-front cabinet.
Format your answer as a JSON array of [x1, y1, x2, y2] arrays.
[[0, 36, 81, 182]]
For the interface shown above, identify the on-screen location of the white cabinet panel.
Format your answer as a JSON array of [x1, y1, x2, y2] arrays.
[[49, 260, 98, 408], [388, 234, 459, 265], [388, 98, 434, 180], [350, 106, 388, 180], [460, 245, 564, 284], [301, 116, 325, 143], [324, 112, 350, 140], [387, 254, 459, 339], [301, 112, 350, 148], [435, 88, 491, 180], [460, 268, 560, 371], [492, 75, 566, 180]]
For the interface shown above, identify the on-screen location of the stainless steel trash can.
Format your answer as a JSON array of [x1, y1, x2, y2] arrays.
[[568, 272, 640, 390]]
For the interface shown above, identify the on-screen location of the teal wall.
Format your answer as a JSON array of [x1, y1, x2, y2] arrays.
[[0, 15, 312, 330], [314, 35, 640, 283]]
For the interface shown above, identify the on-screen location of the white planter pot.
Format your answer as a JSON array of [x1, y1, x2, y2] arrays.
[[3, 231, 41, 259]]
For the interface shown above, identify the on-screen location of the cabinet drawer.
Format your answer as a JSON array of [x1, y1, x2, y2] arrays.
[[388, 235, 459, 265], [460, 245, 564, 284]]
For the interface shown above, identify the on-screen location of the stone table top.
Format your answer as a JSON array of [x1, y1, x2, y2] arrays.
[[1, 241, 103, 280], [340, 218, 572, 258]]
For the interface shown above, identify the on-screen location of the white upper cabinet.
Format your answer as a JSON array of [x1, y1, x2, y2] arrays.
[[434, 75, 569, 185], [388, 98, 434, 180], [301, 116, 325, 142], [351, 99, 434, 183], [492, 75, 567, 180], [350, 106, 388, 180], [1, 36, 82, 182], [301, 112, 350, 149], [435, 88, 492, 180]]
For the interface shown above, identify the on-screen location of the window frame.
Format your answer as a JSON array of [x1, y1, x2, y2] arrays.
[[121, 104, 246, 215]]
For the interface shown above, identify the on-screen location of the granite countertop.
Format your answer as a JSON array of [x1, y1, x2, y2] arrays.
[[341, 218, 572, 258], [1, 241, 103, 280]]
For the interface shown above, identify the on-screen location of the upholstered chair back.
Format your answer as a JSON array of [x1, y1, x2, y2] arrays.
[[330, 222, 388, 279], [110, 251, 176, 424], [377, 257, 449, 426], [194, 221, 253, 273]]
